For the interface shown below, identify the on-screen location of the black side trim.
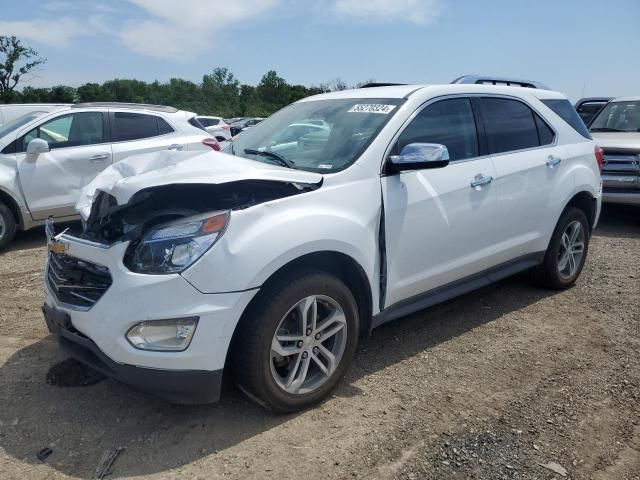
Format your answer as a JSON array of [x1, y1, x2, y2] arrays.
[[43, 304, 222, 404], [371, 252, 544, 330]]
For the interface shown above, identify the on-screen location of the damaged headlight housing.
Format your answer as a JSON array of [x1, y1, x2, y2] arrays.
[[126, 211, 229, 274]]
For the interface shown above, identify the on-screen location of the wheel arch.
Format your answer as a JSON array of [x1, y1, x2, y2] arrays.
[[224, 250, 374, 374], [563, 190, 597, 233], [0, 188, 24, 229]]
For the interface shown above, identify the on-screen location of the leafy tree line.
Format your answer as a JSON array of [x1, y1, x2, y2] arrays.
[[4, 67, 371, 118]]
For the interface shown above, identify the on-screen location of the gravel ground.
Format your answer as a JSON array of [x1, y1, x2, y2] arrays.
[[0, 204, 638, 480]]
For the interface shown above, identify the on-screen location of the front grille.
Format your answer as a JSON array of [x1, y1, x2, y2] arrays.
[[602, 149, 640, 175], [46, 253, 112, 309]]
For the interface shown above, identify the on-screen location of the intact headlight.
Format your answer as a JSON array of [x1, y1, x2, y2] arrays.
[[126, 211, 229, 274]]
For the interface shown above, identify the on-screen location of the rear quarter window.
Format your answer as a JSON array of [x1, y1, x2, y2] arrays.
[[541, 99, 592, 139]]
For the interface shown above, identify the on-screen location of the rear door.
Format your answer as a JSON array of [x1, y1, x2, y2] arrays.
[[382, 97, 497, 307], [476, 96, 562, 263], [16, 110, 112, 220], [109, 111, 183, 162]]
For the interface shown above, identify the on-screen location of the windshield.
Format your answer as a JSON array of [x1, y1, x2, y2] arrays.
[[228, 98, 405, 172], [590, 100, 640, 132], [0, 112, 45, 139]]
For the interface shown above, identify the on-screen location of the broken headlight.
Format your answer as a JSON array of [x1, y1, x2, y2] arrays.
[[126, 212, 229, 274]]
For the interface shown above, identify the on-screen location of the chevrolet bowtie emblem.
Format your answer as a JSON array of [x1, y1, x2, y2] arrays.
[[49, 240, 69, 254]]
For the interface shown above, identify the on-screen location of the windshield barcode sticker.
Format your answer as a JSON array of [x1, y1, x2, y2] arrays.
[[348, 104, 396, 114]]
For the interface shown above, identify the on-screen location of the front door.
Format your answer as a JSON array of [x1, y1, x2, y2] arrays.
[[382, 97, 497, 307], [16, 111, 111, 220]]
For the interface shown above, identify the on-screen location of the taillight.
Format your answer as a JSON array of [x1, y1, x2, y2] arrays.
[[202, 138, 220, 151], [594, 145, 604, 173], [221, 125, 230, 131]]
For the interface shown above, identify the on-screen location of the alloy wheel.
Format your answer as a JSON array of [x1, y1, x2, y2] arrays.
[[557, 220, 585, 280], [270, 295, 347, 395]]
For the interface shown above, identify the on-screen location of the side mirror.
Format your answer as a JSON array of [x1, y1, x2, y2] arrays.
[[387, 143, 450, 174], [27, 138, 50, 155]]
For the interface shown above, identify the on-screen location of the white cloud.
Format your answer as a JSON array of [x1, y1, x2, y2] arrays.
[[118, 0, 280, 60], [0, 18, 87, 47], [333, 0, 442, 24]]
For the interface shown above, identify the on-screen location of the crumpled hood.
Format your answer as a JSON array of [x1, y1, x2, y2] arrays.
[[76, 149, 323, 220], [592, 132, 640, 150]]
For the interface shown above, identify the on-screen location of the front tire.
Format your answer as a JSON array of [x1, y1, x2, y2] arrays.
[[234, 271, 359, 412], [0, 202, 17, 252], [534, 207, 590, 290]]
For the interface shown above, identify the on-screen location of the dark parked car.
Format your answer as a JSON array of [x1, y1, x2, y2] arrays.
[[230, 117, 265, 136], [574, 97, 613, 126]]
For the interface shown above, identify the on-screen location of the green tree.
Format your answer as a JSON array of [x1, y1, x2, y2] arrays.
[[77, 83, 103, 102], [48, 85, 76, 103], [0, 36, 46, 103]]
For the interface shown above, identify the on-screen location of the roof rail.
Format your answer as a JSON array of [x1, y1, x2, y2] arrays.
[[72, 102, 179, 113], [359, 83, 408, 88], [452, 75, 550, 90]]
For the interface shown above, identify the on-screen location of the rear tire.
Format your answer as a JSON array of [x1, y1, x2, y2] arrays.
[[534, 207, 590, 290], [233, 270, 359, 413], [0, 202, 17, 252]]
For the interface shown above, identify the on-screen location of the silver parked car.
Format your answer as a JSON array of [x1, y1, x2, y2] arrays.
[[589, 97, 640, 205]]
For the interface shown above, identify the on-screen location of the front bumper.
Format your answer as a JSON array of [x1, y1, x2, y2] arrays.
[[44, 303, 223, 404], [43, 234, 258, 403], [602, 191, 640, 205]]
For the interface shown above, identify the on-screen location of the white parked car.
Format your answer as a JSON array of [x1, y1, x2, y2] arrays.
[[42, 79, 602, 412], [0, 103, 219, 249], [196, 116, 231, 142], [0, 103, 70, 127]]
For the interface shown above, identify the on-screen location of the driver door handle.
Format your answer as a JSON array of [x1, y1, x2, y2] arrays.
[[470, 174, 493, 189], [90, 154, 110, 163], [168, 144, 184, 151]]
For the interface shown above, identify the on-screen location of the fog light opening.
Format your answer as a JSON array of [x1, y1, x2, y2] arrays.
[[126, 317, 199, 352]]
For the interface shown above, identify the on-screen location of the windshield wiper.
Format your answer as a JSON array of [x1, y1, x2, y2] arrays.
[[590, 127, 626, 132], [244, 149, 296, 169]]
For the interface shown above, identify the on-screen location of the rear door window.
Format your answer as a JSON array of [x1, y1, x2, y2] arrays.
[[397, 98, 479, 161], [479, 98, 540, 154], [534, 113, 555, 146], [112, 112, 167, 142]]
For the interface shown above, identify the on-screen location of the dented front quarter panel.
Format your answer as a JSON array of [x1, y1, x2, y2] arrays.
[[181, 165, 382, 313]]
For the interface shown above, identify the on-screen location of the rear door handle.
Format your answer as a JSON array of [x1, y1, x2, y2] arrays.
[[470, 174, 493, 189], [90, 154, 110, 163], [168, 144, 184, 151], [546, 155, 562, 168]]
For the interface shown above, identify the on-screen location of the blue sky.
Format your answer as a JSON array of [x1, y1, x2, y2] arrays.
[[1, 0, 638, 101]]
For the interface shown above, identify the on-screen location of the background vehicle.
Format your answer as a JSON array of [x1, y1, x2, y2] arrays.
[[230, 117, 265, 136], [196, 116, 231, 142], [0, 103, 71, 127], [574, 97, 612, 126], [0, 102, 218, 250], [43, 79, 601, 413], [589, 97, 640, 205]]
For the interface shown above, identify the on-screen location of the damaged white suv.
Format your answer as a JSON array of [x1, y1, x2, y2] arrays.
[[43, 79, 602, 412]]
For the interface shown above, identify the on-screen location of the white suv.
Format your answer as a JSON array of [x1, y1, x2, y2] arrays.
[[0, 103, 219, 249], [42, 79, 602, 412]]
